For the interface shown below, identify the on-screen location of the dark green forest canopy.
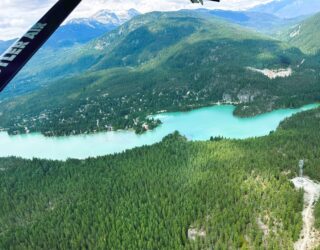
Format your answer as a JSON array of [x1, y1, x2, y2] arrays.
[[1, 107, 320, 249]]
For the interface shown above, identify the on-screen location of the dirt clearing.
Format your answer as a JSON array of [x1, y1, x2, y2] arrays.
[[291, 177, 320, 250]]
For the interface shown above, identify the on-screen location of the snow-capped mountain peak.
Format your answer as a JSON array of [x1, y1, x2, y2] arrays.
[[117, 8, 141, 22], [91, 8, 140, 25], [67, 9, 140, 27], [92, 10, 121, 25]]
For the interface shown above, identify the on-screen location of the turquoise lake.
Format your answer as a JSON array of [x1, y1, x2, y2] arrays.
[[0, 104, 318, 160]]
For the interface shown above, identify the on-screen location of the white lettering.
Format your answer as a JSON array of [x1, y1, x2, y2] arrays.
[[7, 48, 22, 55], [1, 55, 16, 62], [0, 22, 47, 73], [23, 23, 47, 40], [0, 61, 8, 67], [24, 32, 37, 40], [14, 41, 29, 49], [34, 23, 47, 29]]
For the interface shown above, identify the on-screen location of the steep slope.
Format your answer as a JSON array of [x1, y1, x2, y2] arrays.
[[279, 12, 320, 54], [91, 8, 140, 25], [41, 8, 141, 49], [0, 11, 319, 136], [252, 0, 320, 18], [0, 39, 16, 54], [44, 9, 140, 49], [43, 20, 116, 49], [3, 106, 320, 249], [0, 9, 140, 52], [0, 9, 140, 99]]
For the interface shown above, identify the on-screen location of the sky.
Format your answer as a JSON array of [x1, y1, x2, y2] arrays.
[[0, 0, 274, 40]]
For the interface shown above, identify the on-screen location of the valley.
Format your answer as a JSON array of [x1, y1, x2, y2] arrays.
[[1, 1, 320, 249], [0, 11, 320, 137], [1, 100, 320, 249]]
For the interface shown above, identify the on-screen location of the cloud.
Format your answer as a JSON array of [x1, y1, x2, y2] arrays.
[[0, 0, 274, 40], [0, 0, 56, 40]]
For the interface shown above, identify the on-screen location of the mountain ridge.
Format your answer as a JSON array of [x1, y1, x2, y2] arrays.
[[44, 8, 141, 49], [279, 12, 320, 54], [251, 0, 320, 18], [192, 8, 303, 34], [0, 9, 141, 99], [0, 8, 141, 52], [0, 11, 319, 136]]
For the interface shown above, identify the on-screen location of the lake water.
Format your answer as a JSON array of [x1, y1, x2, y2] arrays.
[[0, 104, 318, 160]]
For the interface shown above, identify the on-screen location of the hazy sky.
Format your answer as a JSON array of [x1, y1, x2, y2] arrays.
[[0, 0, 274, 40]]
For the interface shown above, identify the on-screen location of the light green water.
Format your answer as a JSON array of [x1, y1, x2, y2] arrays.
[[0, 104, 318, 160]]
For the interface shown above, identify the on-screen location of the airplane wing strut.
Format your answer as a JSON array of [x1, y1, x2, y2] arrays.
[[0, 0, 219, 93], [0, 0, 82, 92]]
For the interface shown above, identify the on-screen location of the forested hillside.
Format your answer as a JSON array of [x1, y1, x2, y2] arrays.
[[0, 11, 319, 137], [2, 2, 320, 249], [0, 9, 140, 100], [280, 12, 320, 54], [1, 106, 320, 249]]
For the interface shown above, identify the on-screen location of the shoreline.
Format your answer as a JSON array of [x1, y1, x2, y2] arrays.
[[2, 102, 319, 139]]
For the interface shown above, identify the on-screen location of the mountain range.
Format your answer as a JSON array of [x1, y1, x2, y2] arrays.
[[194, 9, 302, 34], [0, 9, 319, 136], [37, 8, 141, 49], [0, 0, 320, 136], [251, 0, 320, 18], [45, 8, 141, 49], [1, 0, 317, 53], [1, 1, 320, 249], [0, 8, 140, 53], [0, 9, 140, 98], [0, 7, 305, 99], [0, 39, 17, 54]]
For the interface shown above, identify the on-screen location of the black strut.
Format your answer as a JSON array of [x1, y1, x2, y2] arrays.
[[0, 0, 82, 92]]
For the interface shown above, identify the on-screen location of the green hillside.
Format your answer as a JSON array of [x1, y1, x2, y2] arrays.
[[280, 12, 320, 54], [2, 103, 320, 249], [0, 11, 319, 136]]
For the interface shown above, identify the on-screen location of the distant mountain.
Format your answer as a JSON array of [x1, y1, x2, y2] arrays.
[[1, 11, 319, 136], [0, 39, 16, 54], [0, 9, 140, 98], [0, 9, 140, 52], [279, 12, 320, 54], [251, 0, 320, 18], [194, 9, 301, 34], [44, 8, 140, 49], [91, 8, 140, 25], [44, 20, 116, 49]]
